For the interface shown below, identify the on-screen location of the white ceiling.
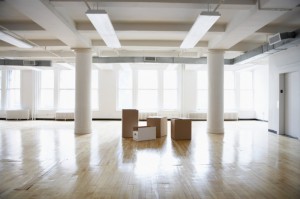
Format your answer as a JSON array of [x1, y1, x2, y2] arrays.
[[0, 0, 299, 64]]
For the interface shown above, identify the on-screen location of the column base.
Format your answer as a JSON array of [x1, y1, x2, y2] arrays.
[[75, 129, 92, 135], [207, 128, 224, 134]]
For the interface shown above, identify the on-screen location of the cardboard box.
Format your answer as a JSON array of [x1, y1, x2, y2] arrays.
[[171, 118, 192, 140], [122, 109, 138, 138], [147, 116, 167, 138], [133, 126, 156, 141]]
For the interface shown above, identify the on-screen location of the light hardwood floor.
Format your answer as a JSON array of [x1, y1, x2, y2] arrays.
[[0, 120, 299, 199]]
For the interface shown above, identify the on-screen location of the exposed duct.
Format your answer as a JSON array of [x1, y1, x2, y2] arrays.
[[93, 56, 233, 65], [233, 29, 300, 64], [0, 59, 52, 66]]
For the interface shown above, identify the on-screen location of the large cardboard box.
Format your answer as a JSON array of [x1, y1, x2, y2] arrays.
[[147, 116, 167, 138], [171, 118, 192, 140], [122, 109, 138, 138], [133, 126, 156, 141]]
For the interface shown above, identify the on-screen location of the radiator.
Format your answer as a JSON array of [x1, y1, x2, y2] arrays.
[[55, 111, 74, 120], [139, 112, 157, 120], [188, 112, 238, 121], [224, 112, 238, 120], [159, 111, 181, 119], [6, 110, 30, 120], [188, 112, 207, 120]]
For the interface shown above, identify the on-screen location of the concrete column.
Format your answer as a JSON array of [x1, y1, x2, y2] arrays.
[[207, 50, 224, 134], [74, 48, 92, 134]]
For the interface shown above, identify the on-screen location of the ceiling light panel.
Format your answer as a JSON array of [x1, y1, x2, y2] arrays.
[[0, 31, 33, 49]]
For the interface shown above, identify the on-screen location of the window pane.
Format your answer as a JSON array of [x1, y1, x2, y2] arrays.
[[0, 72, 2, 89], [59, 90, 75, 110], [138, 90, 158, 110], [92, 89, 98, 110], [197, 71, 208, 89], [92, 70, 98, 89], [240, 90, 253, 110], [138, 70, 157, 89], [60, 70, 75, 89], [240, 72, 253, 89], [224, 90, 236, 110], [164, 71, 177, 89], [41, 70, 54, 89], [118, 90, 133, 109], [197, 90, 208, 110], [163, 90, 177, 109], [6, 89, 20, 109], [40, 89, 54, 109], [224, 71, 234, 89], [119, 70, 132, 89], [7, 70, 20, 89]]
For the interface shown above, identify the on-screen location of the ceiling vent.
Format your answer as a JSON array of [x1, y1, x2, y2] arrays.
[[268, 32, 295, 46], [144, 57, 156, 62]]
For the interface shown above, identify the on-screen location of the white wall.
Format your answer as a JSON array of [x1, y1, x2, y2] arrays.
[[254, 65, 269, 121], [269, 45, 300, 134]]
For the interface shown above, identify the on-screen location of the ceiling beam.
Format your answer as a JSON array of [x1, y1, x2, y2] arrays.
[[6, 0, 91, 48]]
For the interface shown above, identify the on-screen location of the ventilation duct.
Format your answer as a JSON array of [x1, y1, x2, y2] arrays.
[[0, 59, 51, 66]]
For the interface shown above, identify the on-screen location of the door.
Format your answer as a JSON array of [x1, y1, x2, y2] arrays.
[[284, 72, 300, 139]]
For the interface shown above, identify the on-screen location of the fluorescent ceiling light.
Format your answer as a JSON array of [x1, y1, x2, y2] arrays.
[[86, 10, 121, 48], [0, 31, 33, 49], [180, 11, 220, 49]]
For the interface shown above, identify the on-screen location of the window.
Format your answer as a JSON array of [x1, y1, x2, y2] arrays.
[[58, 70, 75, 110], [163, 70, 178, 110], [0, 71, 2, 109], [6, 70, 21, 109], [118, 69, 133, 109], [92, 70, 99, 110], [39, 70, 54, 109], [240, 71, 253, 110], [138, 70, 158, 111], [224, 71, 236, 110], [197, 71, 208, 110]]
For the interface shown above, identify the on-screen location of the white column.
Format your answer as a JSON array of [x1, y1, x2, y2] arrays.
[[207, 50, 224, 134], [74, 48, 92, 134]]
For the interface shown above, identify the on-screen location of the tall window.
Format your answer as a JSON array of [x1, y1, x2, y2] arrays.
[[39, 70, 54, 109], [240, 71, 253, 110], [138, 70, 158, 111], [92, 70, 99, 110], [6, 70, 21, 109], [163, 70, 178, 110], [0, 71, 2, 109], [118, 69, 133, 109], [59, 70, 75, 110], [224, 71, 236, 110], [197, 71, 208, 110]]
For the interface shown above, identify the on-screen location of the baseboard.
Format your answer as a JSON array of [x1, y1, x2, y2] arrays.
[[268, 129, 277, 134]]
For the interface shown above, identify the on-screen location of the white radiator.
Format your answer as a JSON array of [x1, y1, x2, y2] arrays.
[[224, 112, 238, 120], [55, 111, 74, 120], [159, 111, 181, 119], [188, 112, 207, 120], [188, 112, 238, 121], [139, 112, 157, 120], [6, 110, 30, 120]]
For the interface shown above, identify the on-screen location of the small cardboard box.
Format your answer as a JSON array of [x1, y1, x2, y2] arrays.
[[147, 116, 167, 138], [171, 118, 192, 140], [133, 126, 156, 141]]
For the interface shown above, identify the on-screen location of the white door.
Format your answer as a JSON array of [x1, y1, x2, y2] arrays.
[[284, 72, 300, 139]]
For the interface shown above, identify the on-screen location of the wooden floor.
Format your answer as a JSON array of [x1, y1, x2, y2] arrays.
[[0, 120, 299, 199]]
